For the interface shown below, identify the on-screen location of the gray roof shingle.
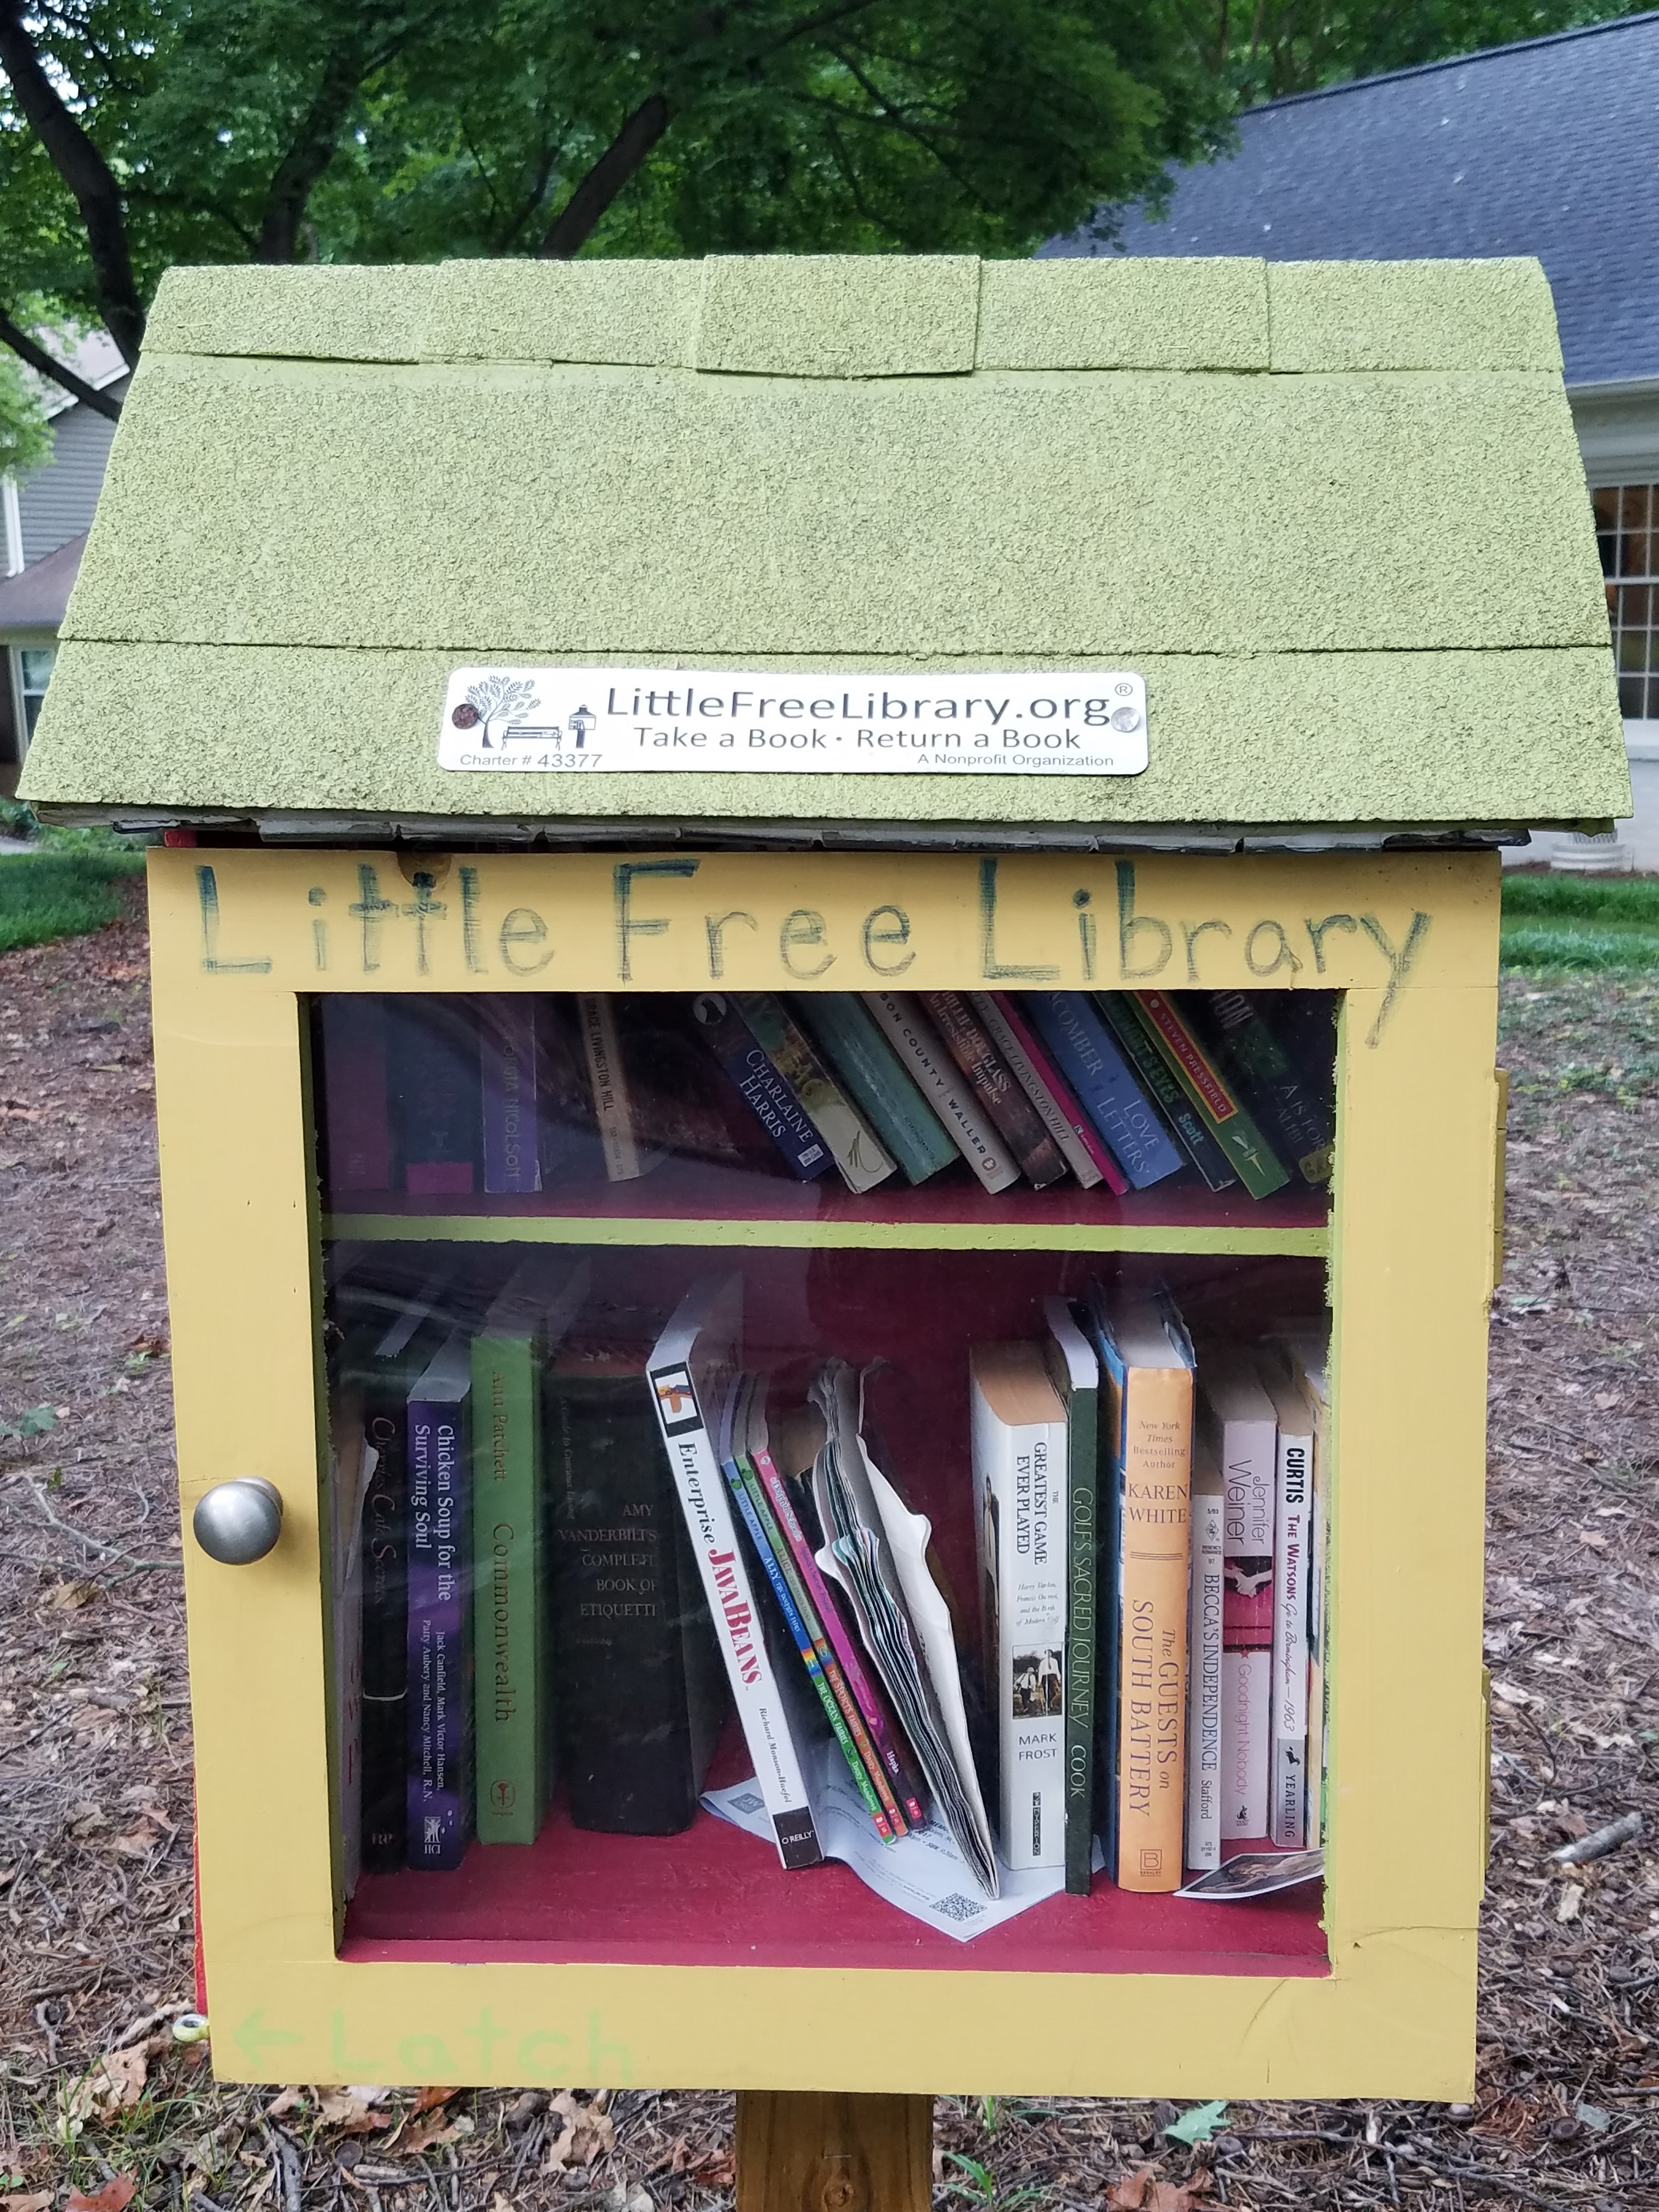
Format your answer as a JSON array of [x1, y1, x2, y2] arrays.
[[1047, 12, 1659, 390]]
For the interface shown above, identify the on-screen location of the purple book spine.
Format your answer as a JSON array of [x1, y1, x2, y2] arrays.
[[407, 1395, 473, 1869], [481, 1000, 543, 1194]]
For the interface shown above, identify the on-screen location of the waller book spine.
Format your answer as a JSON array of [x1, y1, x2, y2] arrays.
[[407, 1338, 473, 1871]]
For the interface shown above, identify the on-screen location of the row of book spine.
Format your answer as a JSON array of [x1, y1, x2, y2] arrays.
[[320, 986, 1334, 1205]]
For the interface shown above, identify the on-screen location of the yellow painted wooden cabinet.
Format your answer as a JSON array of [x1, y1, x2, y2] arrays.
[[154, 842, 1499, 2102]]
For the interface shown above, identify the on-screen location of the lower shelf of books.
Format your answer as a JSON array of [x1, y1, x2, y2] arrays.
[[341, 1770, 1329, 1980]]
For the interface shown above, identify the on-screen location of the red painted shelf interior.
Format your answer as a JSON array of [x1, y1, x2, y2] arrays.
[[344, 1788, 1326, 1979], [326, 1153, 1329, 1236]]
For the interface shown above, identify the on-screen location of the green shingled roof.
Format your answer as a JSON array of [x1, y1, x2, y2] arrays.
[[21, 253, 1629, 835]]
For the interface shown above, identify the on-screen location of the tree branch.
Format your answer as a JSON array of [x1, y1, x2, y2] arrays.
[[0, 311, 122, 420], [255, 29, 380, 261], [538, 92, 670, 258], [0, 1, 145, 364]]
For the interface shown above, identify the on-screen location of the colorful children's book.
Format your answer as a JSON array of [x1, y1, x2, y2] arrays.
[[1085, 1285, 1195, 1893], [470, 1261, 589, 1845], [791, 994, 959, 1186], [647, 1274, 825, 1869], [1023, 991, 1186, 1190], [1041, 1296, 1101, 1894], [407, 1330, 475, 1870], [862, 992, 1020, 1193], [919, 991, 1069, 1188]]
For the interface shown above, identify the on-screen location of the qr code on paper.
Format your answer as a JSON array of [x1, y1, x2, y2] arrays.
[[934, 1893, 986, 1923]]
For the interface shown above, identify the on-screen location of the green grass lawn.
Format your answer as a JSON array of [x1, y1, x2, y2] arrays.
[[0, 842, 147, 955], [1500, 869, 1659, 970]]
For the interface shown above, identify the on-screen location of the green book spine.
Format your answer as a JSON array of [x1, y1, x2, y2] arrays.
[[471, 1328, 549, 1844], [791, 996, 958, 1185], [1128, 992, 1290, 1199], [1045, 1299, 1100, 1897]]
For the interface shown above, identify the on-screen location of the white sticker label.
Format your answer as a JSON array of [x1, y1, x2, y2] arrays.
[[438, 667, 1147, 778]]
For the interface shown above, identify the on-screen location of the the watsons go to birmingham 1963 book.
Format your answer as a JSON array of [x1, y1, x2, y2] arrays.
[[437, 667, 1150, 777]]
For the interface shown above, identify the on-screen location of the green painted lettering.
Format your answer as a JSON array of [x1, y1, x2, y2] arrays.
[[1245, 919, 1303, 978], [231, 2008, 302, 2071], [1115, 861, 1171, 980], [460, 2006, 509, 2070], [351, 863, 396, 973], [1359, 910, 1432, 1045], [460, 865, 486, 973], [499, 907, 554, 975], [1181, 917, 1232, 982], [396, 2033, 455, 2073], [329, 2010, 381, 2074], [780, 907, 834, 979], [195, 865, 272, 975], [616, 859, 699, 981], [399, 870, 447, 975], [588, 2008, 633, 2082], [1074, 888, 1097, 980], [706, 908, 758, 979], [1305, 913, 1359, 973], [517, 2030, 572, 2076], [979, 857, 1059, 981], [861, 904, 914, 975]]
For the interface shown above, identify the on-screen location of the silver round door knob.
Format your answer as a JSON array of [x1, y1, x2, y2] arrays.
[[191, 1478, 284, 1565]]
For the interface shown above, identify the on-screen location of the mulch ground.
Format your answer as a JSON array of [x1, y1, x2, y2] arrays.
[[1, 898, 1655, 2212]]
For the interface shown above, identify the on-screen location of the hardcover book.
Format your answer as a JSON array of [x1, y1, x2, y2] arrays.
[[921, 991, 1069, 1188], [1259, 1361, 1316, 1849], [733, 991, 896, 1192], [577, 992, 662, 1182], [1023, 991, 1186, 1191], [971, 1342, 1069, 1872], [388, 998, 481, 1196], [1093, 992, 1237, 1193], [1199, 1348, 1279, 1840], [689, 993, 834, 1182], [1189, 990, 1335, 1188], [1042, 1296, 1101, 1894], [1185, 1437, 1225, 1873], [1084, 1285, 1195, 1893], [319, 995, 391, 1192], [861, 992, 1020, 1193], [1127, 993, 1290, 1200], [478, 998, 545, 1194], [338, 1298, 447, 1872], [975, 994, 1120, 1194], [546, 1313, 727, 1835], [791, 994, 959, 1186], [407, 1331, 475, 1870], [647, 1274, 825, 1869], [470, 1261, 590, 1845]]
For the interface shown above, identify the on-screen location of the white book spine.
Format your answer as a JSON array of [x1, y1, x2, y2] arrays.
[[647, 1344, 820, 1869], [1270, 1415, 1313, 1848], [1221, 1651, 1271, 1837], [970, 1378, 1067, 1870], [1306, 1480, 1329, 1847], [1184, 1487, 1224, 1871], [863, 992, 1020, 1193], [970, 994, 1103, 1189]]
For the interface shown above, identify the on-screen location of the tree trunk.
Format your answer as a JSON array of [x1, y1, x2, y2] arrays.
[[734, 2091, 933, 2212], [538, 93, 671, 259]]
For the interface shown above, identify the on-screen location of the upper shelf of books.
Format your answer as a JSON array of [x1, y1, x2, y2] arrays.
[[315, 985, 1336, 1252]]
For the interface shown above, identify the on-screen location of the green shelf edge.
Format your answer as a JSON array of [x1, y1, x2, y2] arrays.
[[322, 1213, 1330, 1257]]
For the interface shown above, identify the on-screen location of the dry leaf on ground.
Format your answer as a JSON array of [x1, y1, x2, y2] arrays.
[[542, 2092, 616, 2172], [4, 2194, 53, 2212], [66, 2179, 137, 2212], [315, 2089, 391, 2134]]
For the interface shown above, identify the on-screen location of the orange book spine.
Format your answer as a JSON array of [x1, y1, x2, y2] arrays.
[[1114, 1364, 1193, 1892]]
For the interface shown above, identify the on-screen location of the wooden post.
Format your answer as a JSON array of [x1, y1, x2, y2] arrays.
[[735, 2091, 934, 2212]]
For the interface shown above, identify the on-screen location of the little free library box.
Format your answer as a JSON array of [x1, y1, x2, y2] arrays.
[[21, 253, 1629, 2117]]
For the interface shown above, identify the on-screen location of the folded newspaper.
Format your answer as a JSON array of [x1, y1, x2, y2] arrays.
[[704, 1759, 1099, 1942]]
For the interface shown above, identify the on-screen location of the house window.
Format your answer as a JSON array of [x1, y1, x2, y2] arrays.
[[1593, 484, 1659, 720], [17, 645, 54, 736]]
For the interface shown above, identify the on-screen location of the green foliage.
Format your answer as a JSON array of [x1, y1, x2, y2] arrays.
[[0, 847, 145, 955], [0, 344, 50, 475], [1499, 870, 1659, 970], [1500, 870, 1659, 923]]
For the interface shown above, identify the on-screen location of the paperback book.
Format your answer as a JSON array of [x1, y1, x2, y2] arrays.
[[407, 1330, 475, 1870], [1041, 1296, 1101, 1894], [862, 992, 1020, 1193], [1199, 1349, 1279, 1841]]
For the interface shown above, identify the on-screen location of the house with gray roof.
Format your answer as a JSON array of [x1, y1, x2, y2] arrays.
[[1049, 9, 1659, 869], [0, 330, 127, 793]]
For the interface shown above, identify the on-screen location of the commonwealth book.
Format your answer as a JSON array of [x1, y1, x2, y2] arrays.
[[470, 1261, 590, 1846]]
